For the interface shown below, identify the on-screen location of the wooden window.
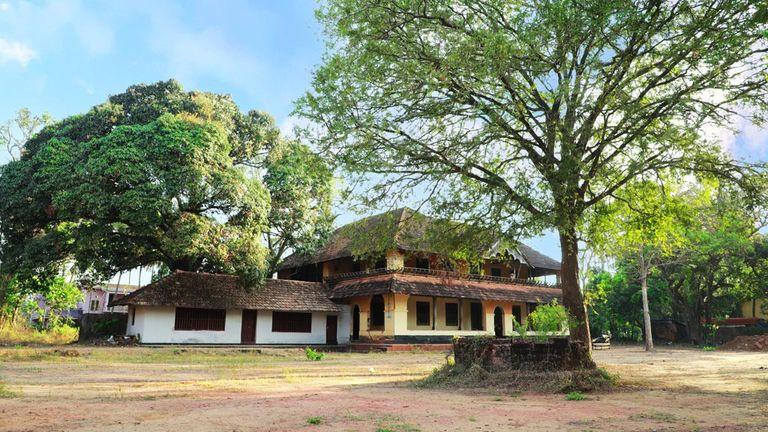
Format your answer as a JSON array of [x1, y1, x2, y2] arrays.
[[416, 301, 431, 326], [351, 261, 362, 272], [374, 258, 387, 269], [415, 257, 430, 270], [370, 295, 385, 329], [272, 311, 312, 333], [490, 267, 502, 277], [174, 308, 226, 331], [90, 299, 100, 311], [445, 303, 459, 327]]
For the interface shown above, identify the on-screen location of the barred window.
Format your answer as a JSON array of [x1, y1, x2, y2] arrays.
[[174, 308, 226, 331], [272, 311, 312, 333]]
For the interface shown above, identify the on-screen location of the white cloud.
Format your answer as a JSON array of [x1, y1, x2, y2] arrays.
[[0, 37, 37, 66], [0, 3, 10, 12]]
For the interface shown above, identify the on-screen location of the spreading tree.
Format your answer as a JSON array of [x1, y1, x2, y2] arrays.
[[298, 0, 768, 346], [0, 80, 332, 285]]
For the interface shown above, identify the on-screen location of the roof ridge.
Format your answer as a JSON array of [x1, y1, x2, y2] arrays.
[[173, 270, 239, 278]]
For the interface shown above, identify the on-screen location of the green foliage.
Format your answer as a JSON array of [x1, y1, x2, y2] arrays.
[[565, 391, 585, 401], [305, 347, 324, 361], [263, 141, 334, 272], [306, 416, 323, 425], [299, 0, 768, 346], [527, 300, 571, 334], [585, 180, 768, 342], [0, 81, 333, 287]]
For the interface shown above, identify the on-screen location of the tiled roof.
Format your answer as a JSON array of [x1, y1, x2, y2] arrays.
[[329, 272, 562, 304], [279, 207, 561, 272], [110, 271, 340, 312]]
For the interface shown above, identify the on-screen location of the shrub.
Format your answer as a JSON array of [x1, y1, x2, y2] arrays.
[[565, 391, 585, 401], [306, 416, 323, 425], [305, 347, 324, 361], [527, 300, 573, 335]]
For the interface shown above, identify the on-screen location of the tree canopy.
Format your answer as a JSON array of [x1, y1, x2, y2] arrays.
[[586, 179, 768, 343], [0, 81, 333, 286], [298, 0, 768, 346]]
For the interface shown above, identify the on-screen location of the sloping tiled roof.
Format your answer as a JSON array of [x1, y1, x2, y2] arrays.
[[280, 207, 561, 272], [110, 271, 340, 312], [329, 272, 561, 304]]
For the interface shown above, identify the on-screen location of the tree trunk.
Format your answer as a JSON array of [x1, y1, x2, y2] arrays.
[[558, 229, 591, 353], [640, 271, 654, 351]]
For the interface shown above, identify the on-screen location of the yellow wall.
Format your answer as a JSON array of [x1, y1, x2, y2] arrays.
[[347, 294, 534, 338], [741, 299, 768, 319]]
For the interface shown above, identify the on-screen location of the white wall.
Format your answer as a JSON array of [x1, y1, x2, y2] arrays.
[[127, 306, 351, 345], [127, 306, 242, 344]]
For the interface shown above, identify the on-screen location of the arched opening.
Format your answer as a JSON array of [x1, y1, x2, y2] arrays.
[[370, 295, 385, 330], [494, 306, 504, 338], [352, 305, 360, 340]]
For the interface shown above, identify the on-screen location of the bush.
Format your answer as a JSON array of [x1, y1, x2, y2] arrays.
[[527, 300, 572, 335], [305, 347, 324, 361], [565, 391, 585, 401], [306, 416, 323, 425]]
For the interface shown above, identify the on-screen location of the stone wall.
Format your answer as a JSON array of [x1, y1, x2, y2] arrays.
[[453, 336, 595, 371]]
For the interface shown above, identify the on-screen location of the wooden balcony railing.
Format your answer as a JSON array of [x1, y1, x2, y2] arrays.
[[324, 266, 560, 288]]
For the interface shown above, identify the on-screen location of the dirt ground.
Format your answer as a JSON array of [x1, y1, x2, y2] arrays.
[[0, 345, 766, 432]]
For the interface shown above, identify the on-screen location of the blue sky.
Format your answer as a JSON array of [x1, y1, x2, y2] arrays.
[[1, 0, 766, 282]]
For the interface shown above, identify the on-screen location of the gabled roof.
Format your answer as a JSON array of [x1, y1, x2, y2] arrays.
[[279, 207, 560, 272], [329, 272, 561, 304], [110, 270, 340, 312]]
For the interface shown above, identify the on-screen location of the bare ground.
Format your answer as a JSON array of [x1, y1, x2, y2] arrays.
[[0, 345, 766, 431]]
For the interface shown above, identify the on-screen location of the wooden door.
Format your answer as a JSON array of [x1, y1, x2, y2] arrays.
[[352, 305, 360, 340], [241, 310, 257, 344], [326, 315, 338, 345]]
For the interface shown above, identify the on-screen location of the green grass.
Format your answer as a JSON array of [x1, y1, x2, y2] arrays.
[[702, 346, 717, 351], [306, 416, 324, 425], [0, 382, 18, 398], [565, 391, 585, 401]]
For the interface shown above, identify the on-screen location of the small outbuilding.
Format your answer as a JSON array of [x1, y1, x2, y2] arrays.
[[110, 271, 350, 345]]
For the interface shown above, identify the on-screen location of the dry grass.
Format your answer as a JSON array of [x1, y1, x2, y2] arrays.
[[0, 324, 79, 345]]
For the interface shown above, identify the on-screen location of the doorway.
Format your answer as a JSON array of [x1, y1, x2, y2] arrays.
[[352, 305, 360, 340], [241, 310, 257, 344], [470, 302, 483, 330], [326, 315, 338, 345], [494, 306, 504, 337]]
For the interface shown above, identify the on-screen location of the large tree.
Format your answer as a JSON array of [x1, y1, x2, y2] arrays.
[[0, 80, 331, 285], [298, 0, 768, 346]]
